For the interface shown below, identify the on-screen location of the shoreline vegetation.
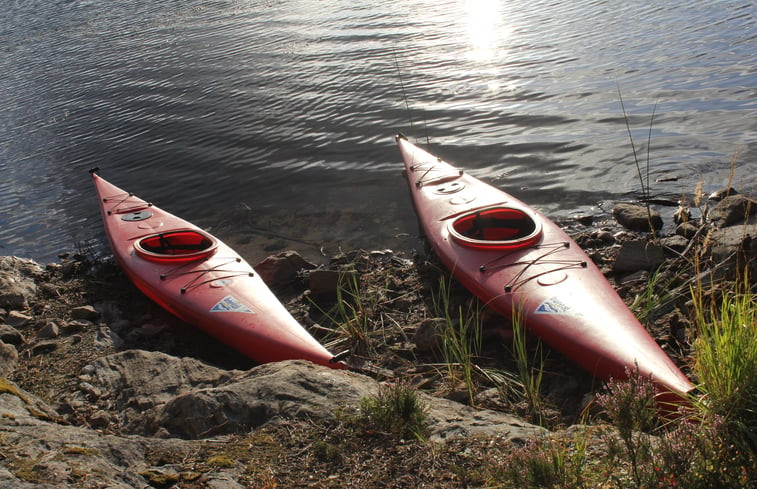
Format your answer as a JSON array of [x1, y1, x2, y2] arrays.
[[0, 183, 755, 487]]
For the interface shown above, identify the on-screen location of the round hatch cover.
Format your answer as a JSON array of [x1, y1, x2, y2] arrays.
[[537, 271, 568, 286], [121, 210, 153, 222]]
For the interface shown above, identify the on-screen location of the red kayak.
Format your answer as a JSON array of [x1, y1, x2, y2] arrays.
[[90, 169, 346, 369], [397, 135, 693, 402]]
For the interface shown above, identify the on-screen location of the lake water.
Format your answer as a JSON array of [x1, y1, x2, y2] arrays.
[[2, 0, 755, 264]]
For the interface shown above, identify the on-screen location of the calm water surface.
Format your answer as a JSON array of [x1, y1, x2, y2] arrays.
[[1, 0, 755, 263]]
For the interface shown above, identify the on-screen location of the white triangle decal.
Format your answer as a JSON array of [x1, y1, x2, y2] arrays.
[[210, 295, 255, 314], [534, 296, 582, 317]]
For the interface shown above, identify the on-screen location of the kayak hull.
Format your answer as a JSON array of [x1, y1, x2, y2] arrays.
[[91, 171, 346, 369], [397, 135, 693, 399]]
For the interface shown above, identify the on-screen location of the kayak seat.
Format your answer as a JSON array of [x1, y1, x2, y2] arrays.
[[449, 207, 542, 250], [135, 229, 218, 261]]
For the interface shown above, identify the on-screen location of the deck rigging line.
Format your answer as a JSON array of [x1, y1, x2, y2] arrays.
[[409, 163, 463, 187], [158, 257, 253, 294], [478, 241, 588, 292], [102, 191, 152, 215]]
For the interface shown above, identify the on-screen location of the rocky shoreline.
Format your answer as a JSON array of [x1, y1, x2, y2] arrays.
[[1, 192, 754, 488]]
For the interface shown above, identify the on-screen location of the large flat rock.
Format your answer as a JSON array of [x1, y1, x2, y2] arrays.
[[85, 351, 545, 442]]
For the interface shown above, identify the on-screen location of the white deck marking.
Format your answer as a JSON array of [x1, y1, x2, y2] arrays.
[[210, 295, 255, 314], [534, 296, 583, 317]]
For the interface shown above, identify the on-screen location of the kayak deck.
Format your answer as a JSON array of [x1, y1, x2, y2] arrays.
[[397, 134, 694, 403], [91, 170, 347, 369]]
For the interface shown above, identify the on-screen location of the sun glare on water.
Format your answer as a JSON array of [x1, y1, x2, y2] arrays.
[[465, 0, 508, 62], [463, 0, 514, 93]]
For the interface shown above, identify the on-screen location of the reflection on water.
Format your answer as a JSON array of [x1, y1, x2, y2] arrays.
[[0, 0, 754, 263], [465, 0, 507, 63]]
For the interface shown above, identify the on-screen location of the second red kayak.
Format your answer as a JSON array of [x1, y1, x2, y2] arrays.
[[91, 170, 346, 369], [397, 134, 693, 402]]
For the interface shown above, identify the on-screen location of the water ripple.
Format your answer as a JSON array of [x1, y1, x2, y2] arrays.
[[1, 0, 754, 261]]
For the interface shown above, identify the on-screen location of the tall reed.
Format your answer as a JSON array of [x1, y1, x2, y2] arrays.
[[432, 275, 482, 406], [617, 87, 659, 238], [511, 302, 546, 425], [310, 271, 375, 355]]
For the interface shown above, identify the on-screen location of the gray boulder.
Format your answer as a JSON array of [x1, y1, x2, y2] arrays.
[[0, 256, 42, 309], [254, 251, 316, 289], [5, 311, 32, 328], [87, 349, 236, 434], [71, 305, 100, 321], [154, 360, 377, 439], [705, 223, 757, 276], [612, 203, 663, 232], [0, 340, 18, 376], [2, 348, 547, 488], [0, 380, 155, 488], [708, 194, 756, 228], [85, 351, 545, 443], [0, 324, 24, 345], [708, 187, 739, 202], [613, 240, 665, 273], [675, 221, 701, 239]]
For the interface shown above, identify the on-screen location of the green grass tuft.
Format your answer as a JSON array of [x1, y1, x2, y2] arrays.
[[511, 302, 547, 425], [432, 275, 483, 406], [691, 270, 756, 451], [359, 381, 429, 441]]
